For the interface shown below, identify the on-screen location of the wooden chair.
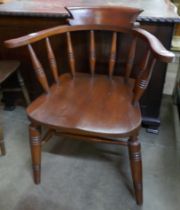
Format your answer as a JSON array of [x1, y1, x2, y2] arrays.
[[0, 60, 30, 155], [4, 6, 174, 205]]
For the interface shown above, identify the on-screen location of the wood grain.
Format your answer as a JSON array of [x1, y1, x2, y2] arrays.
[[4, 6, 175, 205]]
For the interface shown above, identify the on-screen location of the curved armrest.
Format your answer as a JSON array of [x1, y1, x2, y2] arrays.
[[133, 28, 174, 63], [4, 24, 130, 49], [4, 25, 69, 48], [5, 25, 175, 63]]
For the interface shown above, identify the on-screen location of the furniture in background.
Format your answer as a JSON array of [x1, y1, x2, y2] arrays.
[[5, 7, 174, 204], [0, 0, 179, 133], [0, 60, 30, 110], [0, 60, 30, 155]]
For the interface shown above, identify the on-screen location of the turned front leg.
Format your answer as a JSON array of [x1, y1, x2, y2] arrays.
[[128, 135, 143, 205], [29, 124, 41, 184]]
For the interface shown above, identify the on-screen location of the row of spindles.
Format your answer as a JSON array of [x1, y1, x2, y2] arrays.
[[27, 30, 155, 104], [27, 31, 137, 86], [66, 30, 136, 79]]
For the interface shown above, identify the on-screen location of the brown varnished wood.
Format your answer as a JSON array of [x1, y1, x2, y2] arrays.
[[89, 30, 96, 76], [0, 0, 179, 23], [128, 135, 143, 205], [0, 0, 178, 132], [133, 28, 174, 62], [125, 37, 137, 82], [66, 6, 143, 28], [132, 49, 151, 104], [109, 32, 117, 78], [29, 124, 41, 184], [4, 6, 175, 205], [27, 73, 141, 138], [5, 25, 174, 103], [41, 129, 129, 146], [133, 57, 156, 104], [45, 37, 59, 84], [138, 49, 151, 77], [66, 32, 75, 77], [41, 129, 54, 145], [28, 44, 49, 93], [4, 25, 130, 49], [4, 25, 174, 63]]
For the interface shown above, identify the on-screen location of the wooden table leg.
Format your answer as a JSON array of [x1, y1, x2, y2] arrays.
[[17, 70, 31, 105]]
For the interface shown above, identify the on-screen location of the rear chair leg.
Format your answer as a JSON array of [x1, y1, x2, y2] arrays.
[[0, 127, 6, 155], [128, 135, 143, 205], [29, 124, 41, 184]]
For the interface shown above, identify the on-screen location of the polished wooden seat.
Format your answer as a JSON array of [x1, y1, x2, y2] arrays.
[[4, 6, 174, 205], [27, 73, 141, 136]]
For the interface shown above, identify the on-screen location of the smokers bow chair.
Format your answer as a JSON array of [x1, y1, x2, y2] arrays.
[[4, 7, 174, 205]]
